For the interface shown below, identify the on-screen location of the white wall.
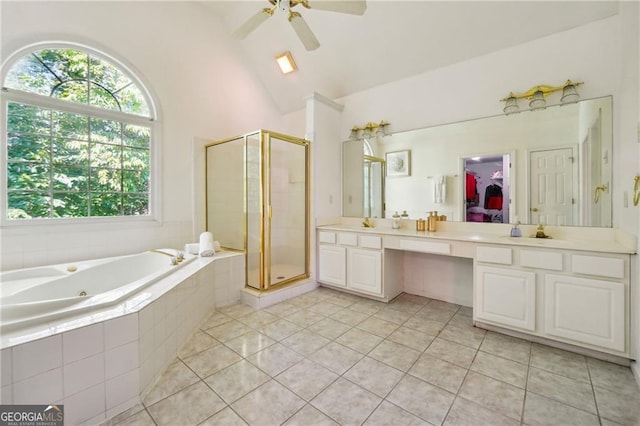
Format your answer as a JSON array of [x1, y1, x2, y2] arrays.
[[292, 12, 638, 234], [0, 2, 283, 269]]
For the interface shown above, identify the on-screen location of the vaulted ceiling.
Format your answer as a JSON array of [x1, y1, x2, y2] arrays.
[[201, 1, 619, 114]]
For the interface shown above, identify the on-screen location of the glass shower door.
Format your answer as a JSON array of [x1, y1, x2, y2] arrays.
[[205, 130, 309, 291], [246, 133, 263, 289], [206, 137, 244, 251], [266, 132, 309, 287]]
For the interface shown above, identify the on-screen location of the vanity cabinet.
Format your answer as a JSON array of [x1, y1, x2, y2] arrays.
[[317, 231, 384, 298], [474, 245, 630, 356], [316, 224, 633, 358], [544, 274, 625, 352], [475, 265, 536, 331], [347, 248, 382, 294], [318, 245, 346, 287]]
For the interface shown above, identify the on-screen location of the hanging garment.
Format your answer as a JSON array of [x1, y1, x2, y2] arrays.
[[466, 173, 478, 202], [484, 184, 503, 210]]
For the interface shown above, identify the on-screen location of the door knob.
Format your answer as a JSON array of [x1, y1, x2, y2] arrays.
[[531, 207, 539, 212]]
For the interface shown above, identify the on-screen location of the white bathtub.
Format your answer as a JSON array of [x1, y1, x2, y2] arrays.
[[0, 250, 195, 333], [1, 249, 245, 424]]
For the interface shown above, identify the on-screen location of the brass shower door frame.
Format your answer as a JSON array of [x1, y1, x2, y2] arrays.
[[205, 129, 310, 291]]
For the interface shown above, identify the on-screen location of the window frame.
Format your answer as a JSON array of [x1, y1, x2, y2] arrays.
[[0, 41, 161, 227]]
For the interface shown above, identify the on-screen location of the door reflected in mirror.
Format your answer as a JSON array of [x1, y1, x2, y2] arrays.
[[342, 96, 612, 227]]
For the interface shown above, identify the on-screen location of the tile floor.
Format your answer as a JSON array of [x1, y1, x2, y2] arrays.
[[106, 288, 640, 426]]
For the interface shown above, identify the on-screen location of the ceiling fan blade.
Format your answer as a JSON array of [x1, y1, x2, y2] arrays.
[[303, 0, 366, 15], [232, 7, 274, 40], [288, 11, 320, 51]]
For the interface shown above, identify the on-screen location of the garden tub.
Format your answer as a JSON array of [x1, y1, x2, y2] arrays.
[[0, 249, 195, 333]]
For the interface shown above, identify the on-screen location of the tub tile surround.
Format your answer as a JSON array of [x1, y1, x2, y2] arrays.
[[0, 219, 193, 271], [0, 251, 244, 425], [105, 289, 640, 426]]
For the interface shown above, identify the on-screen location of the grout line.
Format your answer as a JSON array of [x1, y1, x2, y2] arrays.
[[519, 342, 533, 425], [585, 358, 604, 425]]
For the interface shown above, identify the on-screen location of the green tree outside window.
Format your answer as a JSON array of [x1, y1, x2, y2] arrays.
[[3, 47, 153, 219]]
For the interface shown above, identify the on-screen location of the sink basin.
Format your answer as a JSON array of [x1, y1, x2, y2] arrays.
[[499, 235, 570, 248]]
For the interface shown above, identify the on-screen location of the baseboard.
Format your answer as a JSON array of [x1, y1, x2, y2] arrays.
[[241, 279, 318, 309]]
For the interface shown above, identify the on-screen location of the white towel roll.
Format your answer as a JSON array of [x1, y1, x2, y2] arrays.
[[184, 243, 200, 255], [199, 232, 215, 257]]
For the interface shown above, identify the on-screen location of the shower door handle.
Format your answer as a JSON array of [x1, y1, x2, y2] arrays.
[[268, 205, 272, 219]]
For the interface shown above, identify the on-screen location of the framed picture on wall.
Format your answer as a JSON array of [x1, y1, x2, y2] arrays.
[[386, 150, 411, 177]]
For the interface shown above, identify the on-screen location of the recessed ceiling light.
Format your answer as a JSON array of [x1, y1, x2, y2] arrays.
[[275, 51, 297, 74]]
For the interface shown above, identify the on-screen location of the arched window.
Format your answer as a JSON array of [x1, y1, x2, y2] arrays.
[[2, 44, 156, 221]]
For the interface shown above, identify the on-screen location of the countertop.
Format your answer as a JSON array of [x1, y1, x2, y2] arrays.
[[317, 224, 636, 254]]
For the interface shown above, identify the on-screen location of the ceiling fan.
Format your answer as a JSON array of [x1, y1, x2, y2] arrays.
[[232, 0, 367, 51]]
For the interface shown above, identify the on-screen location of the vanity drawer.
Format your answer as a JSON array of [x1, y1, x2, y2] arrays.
[[476, 246, 512, 265], [571, 255, 625, 279], [359, 235, 382, 250], [399, 239, 451, 255], [318, 231, 336, 244], [521, 250, 563, 271], [338, 233, 358, 246]]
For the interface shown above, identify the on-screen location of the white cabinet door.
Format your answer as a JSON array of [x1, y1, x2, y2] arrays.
[[475, 266, 536, 331], [544, 274, 625, 352], [318, 245, 346, 287], [347, 248, 382, 295]]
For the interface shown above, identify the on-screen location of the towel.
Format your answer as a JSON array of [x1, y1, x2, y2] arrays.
[[184, 243, 200, 255], [199, 232, 215, 257], [434, 175, 446, 204]]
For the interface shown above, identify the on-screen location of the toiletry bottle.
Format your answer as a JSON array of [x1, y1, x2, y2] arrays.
[[510, 221, 521, 237], [392, 211, 400, 229], [427, 211, 437, 232], [400, 210, 409, 220]]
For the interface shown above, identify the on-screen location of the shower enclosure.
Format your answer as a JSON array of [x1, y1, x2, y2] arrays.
[[205, 130, 310, 291]]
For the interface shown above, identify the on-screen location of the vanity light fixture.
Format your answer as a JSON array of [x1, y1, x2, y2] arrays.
[[502, 94, 519, 115], [561, 81, 580, 104], [349, 120, 390, 140], [275, 51, 297, 74], [501, 80, 583, 114], [529, 89, 546, 110]]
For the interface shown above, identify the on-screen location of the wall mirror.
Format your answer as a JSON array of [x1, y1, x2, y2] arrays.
[[342, 96, 612, 227]]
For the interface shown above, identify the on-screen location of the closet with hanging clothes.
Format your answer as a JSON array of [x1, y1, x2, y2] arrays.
[[463, 155, 510, 223]]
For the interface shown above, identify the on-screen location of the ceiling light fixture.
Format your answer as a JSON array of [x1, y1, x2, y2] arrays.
[[275, 51, 297, 74], [501, 80, 583, 114]]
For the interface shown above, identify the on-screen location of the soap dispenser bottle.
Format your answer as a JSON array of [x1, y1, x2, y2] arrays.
[[510, 221, 522, 237], [392, 211, 401, 229]]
